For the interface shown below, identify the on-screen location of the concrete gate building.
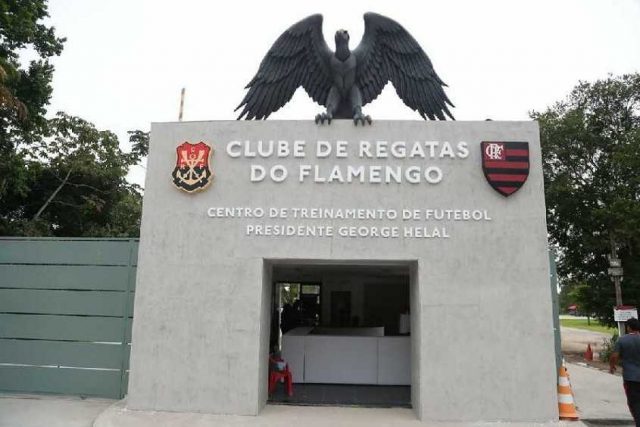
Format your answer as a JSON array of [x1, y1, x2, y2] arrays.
[[126, 120, 558, 423]]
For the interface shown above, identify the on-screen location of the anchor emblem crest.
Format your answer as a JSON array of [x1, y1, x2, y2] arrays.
[[172, 141, 213, 193]]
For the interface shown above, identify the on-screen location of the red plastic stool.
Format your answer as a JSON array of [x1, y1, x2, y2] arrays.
[[268, 357, 293, 396]]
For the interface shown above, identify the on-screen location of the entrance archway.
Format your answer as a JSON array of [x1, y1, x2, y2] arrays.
[[260, 260, 418, 409]]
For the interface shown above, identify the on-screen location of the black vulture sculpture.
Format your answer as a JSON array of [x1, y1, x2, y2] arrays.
[[236, 12, 454, 125]]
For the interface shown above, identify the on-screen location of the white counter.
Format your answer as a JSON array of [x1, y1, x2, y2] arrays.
[[281, 327, 410, 385]]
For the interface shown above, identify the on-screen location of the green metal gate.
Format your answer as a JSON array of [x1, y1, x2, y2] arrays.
[[0, 237, 138, 398]]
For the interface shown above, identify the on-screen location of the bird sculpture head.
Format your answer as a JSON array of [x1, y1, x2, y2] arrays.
[[334, 29, 350, 60], [335, 29, 350, 46]]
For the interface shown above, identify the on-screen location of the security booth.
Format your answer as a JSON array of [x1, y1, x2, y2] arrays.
[[127, 120, 558, 422]]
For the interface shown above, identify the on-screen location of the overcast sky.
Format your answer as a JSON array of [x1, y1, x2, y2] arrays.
[[44, 0, 640, 185]]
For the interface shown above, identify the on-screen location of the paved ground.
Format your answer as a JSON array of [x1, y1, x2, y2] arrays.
[[94, 401, 579, 427], [561, 326, 611, 355], [0, 393, 577, 427], [560, 324, 633, 426], [0, 356, 632, 427], [567, 362, 634, 426], [0, 393, 114, 427]]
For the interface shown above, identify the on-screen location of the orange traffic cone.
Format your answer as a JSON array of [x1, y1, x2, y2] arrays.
[[584, 344, 593, 361], [558, 365, 579, 420]]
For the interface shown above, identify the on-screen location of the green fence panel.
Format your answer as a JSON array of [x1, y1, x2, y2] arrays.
[[0, 265, 132, 290], [0, 339, 124, 369], [0, 238, 138, 399], [0, 239, 132, 265], [0, 365, 121, 398], [122, 371, 129, 396], [131, 269, 137, 290], [125, 318, 133, 343], [0, 314, 124, 342], [128, 293, 135, 317], [130, 242, 139, 266], [0, 289, 126, 316], [124, 345, 131, 369]]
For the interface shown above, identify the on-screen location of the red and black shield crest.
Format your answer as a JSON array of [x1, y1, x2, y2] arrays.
[[172, 141, 213, 193], [481, 141, 529, 197]]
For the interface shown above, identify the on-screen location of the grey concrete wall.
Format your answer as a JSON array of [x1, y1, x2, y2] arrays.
[[128, 120, 557, 422], [257, 262, 272, 412], [409, 261, 422, 419]]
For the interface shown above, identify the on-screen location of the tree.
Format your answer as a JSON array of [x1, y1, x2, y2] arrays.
[[0, 1, 148, 237], [532, 74, 640, 325], [0, 0, 64, 121], [559, 280, 601, 324], [0, 61, 26, 118], [0, 0, 64, 206], [0, 113, 146, 236]]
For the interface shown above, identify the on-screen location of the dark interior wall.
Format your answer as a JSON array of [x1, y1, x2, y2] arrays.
[[319, 274, 409, 334], [320, 275, 364, 326], [363, 281, 410, 335], [272, 265, 411, 335]]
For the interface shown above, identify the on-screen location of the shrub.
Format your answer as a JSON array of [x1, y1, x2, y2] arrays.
[[599, 331, 619, 362]]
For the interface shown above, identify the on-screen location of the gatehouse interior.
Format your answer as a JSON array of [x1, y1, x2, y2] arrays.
[[265, 261, 414, 408]]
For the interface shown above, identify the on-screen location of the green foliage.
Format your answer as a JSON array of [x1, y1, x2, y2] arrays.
[[0, 0, 64, 226], [560, 281, 603, 318], [0, 0, 64, 143], [128, 130, 149, 159], [280, 284, 300, 306], [0, 113, 145, 236], [1, 0, 64, 209], [599, 331, 619, 363], [0, 0, 147, 237], [0, 1, 65, 59], [532, 74, 640, 325]]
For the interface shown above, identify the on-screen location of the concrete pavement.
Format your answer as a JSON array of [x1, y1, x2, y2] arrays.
[[567, 362, 634, 425], [94, 400, 580, 427], [0, 392, 584, 427], [0, 361, 633, 427], [0, 393, 114, 427]]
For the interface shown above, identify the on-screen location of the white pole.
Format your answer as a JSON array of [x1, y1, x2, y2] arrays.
[[178, 88, 185, 121]]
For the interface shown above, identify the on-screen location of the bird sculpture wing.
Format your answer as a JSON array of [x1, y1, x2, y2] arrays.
[[353, 12, 454, 120], [236, 14, 333, 120]]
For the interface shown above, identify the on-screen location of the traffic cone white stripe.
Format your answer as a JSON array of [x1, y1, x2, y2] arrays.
[[558, 394, 574, 404], [557, 365, 579, 420]]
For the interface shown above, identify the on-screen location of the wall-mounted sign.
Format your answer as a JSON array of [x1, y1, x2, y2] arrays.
[[481, 141, 529, 197], [224, 139, 470, 185], [172, 141, 213, 193]]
